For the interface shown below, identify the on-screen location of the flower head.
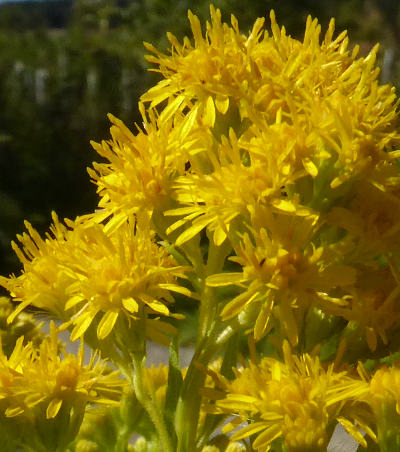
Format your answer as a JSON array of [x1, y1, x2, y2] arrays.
[[0, 323, 124, 420], [143, 6, 400, 192], [2, 215, 189, 345], [89, 106, 201, 234], [62, 219, 189, 342], [0, 212, 80, 322], [207, 213, 355, 344], [208, 342, 370, 452]]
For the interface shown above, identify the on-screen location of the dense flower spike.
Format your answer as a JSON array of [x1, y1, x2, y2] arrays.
[[2, 5, 400, 451]]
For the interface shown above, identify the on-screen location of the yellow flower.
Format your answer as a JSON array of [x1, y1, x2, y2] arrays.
[[336, 266, 400, 352], [207, 213, 355, 344], [370, 365, 400, 413], [0, 323, 124, 420], [0, 297, 44, 357], [140, 6, 400, 267], [0, 212, 80, 323], [88, 106, 201, 235], [2, 215, 189, 344], [166, 126, 310, 246], [143, 6, 400, 190], [326, 181, 400, 259], [208, 342, 370, 452], [62, 219, 189, 342], [360, 363, 400, 451]]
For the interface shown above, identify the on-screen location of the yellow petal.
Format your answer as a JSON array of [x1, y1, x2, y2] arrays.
[[231, 421, 271, 441], [204, 96, 216, 127], [46, 398, 63, 419], [271, 199, 296, 213], [7, 299, 32, 324], [213, 225, 227, 246], [254, 298, 274, 341], [122, 297, 139, 313], [337, 417, 367, 448], [159, 94, 185, 123], [65, 295, 86, 311], [215, 95, 230, 114], [175, 215, 214, 246], [206, 272, 246, 287], [71, 309, 99, 341], [5, 406, 25, 417], [143, 298, 170, 316], [302, 157, 318, 177], [252, 423, 282, 448], [221, 291, 259, 320], [97, 311, 119, 339], [158, 284, 193, 297], [180, 105, 199, 139]]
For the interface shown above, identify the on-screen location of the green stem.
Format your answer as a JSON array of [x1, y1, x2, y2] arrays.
[[175, 323, 237, 452], [115, 423, 131, 452], [175, 340, 214, 452], [175, 239, 232, 451], [132, 353, 174, 452], [198, 238, 231, 344]]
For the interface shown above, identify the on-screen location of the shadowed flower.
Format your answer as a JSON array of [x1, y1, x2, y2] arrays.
[[0, 323, 124, 450], [0, 212, 82, 322], [335, 267, 400, 352], [207, 213, 355, 344], [206, 342, 372, 452], [0, 323, 124, 419], [356, 362, 400, 451]]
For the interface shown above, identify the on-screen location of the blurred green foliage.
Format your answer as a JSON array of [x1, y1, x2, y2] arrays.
[[0, 0, 399, 275]]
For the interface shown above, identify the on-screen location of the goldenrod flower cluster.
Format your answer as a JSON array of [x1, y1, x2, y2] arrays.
[[0, 323, 123, 451], [1, 5, 400, 451]]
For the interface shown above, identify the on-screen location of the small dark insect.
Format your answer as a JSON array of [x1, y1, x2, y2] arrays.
[[280, 185, 288, 197], [133, 216, 137, 234], [185, 161, 191, 171], [259, 257, 266, 266]]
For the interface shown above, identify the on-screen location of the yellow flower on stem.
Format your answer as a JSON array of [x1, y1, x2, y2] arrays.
[[166, 125, 310, 247], [207, 213, 355, 344], [0, 323, 124, 451], [88, 105, 201, 235], [58, 220, 189, 343], [143, 6, 400, 190], [326, 181, 400, 259], [0, 212, 81, 323], [2, 214, 190, 346], [337, 266, 400, 353], [206, 342, 371, 452], [1, 323, 123, 418], [360, 363, 400, 451]]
